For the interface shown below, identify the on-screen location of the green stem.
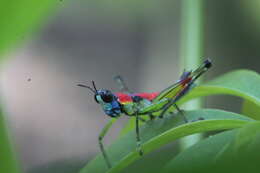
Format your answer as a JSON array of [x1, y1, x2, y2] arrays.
[[179, 0, 204, 149], [0, 110, 20, 173]]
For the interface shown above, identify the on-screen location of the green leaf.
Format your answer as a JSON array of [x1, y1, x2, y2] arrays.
[[181, 70, 260, 108], [121, 70, 260, 136], [0, 109, 20, 173], [161, 121, 260, 173], [80, 109, 253, 173], [161, 130, 238, 173], [214, 122, 260, 173], [0, 1, 59, 172], [241, 100, 260, 120], [216, 121, 260, 158], [0, 0, 59, 55], [119, 143, 179, 173]]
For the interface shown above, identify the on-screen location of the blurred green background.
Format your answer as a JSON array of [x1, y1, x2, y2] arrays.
[[1, 0, 260, 172]]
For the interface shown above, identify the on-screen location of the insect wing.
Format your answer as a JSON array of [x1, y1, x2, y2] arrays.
[[114, 75, 132, 94], [152, 80, 184, 102], [152, 59, 212, 103]]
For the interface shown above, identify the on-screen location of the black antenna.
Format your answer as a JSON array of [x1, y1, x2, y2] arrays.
[[77, 83, 96, 93], [92, 81, 98, 92]]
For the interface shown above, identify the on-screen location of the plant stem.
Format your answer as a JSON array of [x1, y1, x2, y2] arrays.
[[179, 0, 204, 149]]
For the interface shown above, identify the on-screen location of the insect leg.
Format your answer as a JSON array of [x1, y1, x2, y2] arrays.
[[98, 118, 117, 168], [158, 83, 193, 119], [158, 98, 178, 119], [135, 112, 143, 155], [174, 103, 188, 123], [138, 98, 184, 120], [157, 101, 170, 118], [149, 113, 155, 120]]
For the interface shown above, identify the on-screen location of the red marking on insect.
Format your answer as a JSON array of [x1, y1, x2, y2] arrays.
[[181, 77, 192, 86], [116, 92, 159, 103], [135, 92, 159, 100], [115, 93, 132, 102]]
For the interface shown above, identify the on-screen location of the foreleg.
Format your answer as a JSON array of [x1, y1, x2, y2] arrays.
[[135, 112, 143, 155], [174, 103, 188, 123], [98, 118, 117, 168]]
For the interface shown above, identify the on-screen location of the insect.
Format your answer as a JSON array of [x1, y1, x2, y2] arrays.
[[78, 59, 212, 168]]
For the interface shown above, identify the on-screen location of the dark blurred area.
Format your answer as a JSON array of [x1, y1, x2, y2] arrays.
[[1, 0, 260, 172]]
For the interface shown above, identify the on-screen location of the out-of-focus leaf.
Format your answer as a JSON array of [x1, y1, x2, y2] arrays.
[[80, 109, 252, 173], [216, 121, 260, 158], [0, 109, 20, 173], [181, 70, 260, 108], [28, 159, 85, 173], [213, 122, 260, 173], [161, 130, 238, 173], [162, 121, 260, 173], [0, 1, 59, 173], [120, 142, 179, 173], [0, 0, 59, 56], [241, 100, 260, 120]]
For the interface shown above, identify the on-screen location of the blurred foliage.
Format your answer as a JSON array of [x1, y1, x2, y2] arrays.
[[0, 112, 20, 173], [161, 130, 238, 173], [242, 0, 260, 34], [0, 0, 59, 56], [28, 159, 85, 173], [0, 1, 59, 173], [162, 122, 260, 173], [242, 100, 260, 120]]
